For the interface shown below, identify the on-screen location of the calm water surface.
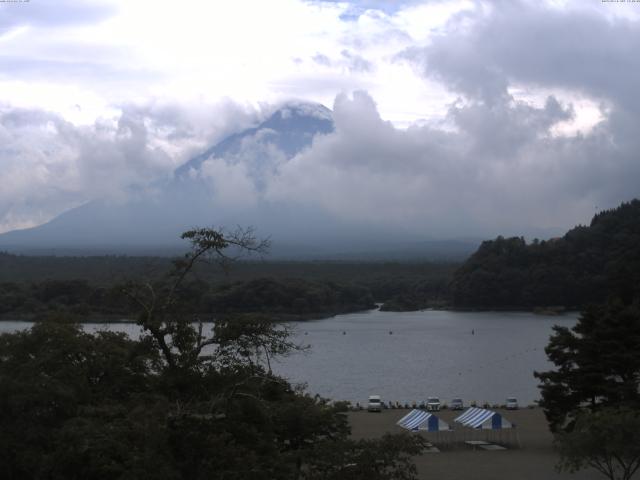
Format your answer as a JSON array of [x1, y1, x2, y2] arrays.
[[1, 309, 576, 405], [273, 309, 577, 405]]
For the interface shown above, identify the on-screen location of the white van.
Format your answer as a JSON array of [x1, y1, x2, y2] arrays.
[[367, 395, 382, 412], [426, 397, 441, 411], [506, 397, 519, 410]]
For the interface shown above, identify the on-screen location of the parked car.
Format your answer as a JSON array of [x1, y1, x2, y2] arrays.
[[450, 398, 464, 410], [506, 397, 519, 410], [368, 395, 382, 412], [426, 397, 441, 411]]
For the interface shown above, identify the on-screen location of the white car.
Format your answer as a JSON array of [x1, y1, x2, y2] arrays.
[[506, 397, 519, 410], [368, 395, 382, 412], [426, 397, 441, 411]]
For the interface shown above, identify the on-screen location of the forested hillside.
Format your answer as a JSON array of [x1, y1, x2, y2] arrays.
[[450, 200, 640, 309]]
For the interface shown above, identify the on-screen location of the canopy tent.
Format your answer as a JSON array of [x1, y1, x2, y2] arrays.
[[397, 409, 450, 432], [454, 407, 513, 430]]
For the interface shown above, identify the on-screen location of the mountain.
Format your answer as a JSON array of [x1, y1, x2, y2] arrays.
[[450, 199, 640, 308], [0, 102, 339, 255], [0, 101, 478, 260], [174, 102, 333, 178]]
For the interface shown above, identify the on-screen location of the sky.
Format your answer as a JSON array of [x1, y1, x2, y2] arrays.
[[0, 0, 639, 239]]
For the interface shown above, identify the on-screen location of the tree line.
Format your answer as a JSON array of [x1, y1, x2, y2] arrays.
[[0, 277, 375, 321], [0, 259, 456, 319]]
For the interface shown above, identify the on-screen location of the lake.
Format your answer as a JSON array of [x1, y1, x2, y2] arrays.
[[0, 309, 577, 406]]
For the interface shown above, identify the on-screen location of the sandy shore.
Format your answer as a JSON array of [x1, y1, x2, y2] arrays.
[[348, 407, 605, 480]]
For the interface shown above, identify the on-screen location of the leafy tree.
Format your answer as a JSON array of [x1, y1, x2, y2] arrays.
[[555, 407, 640, 480], [0, 322, 161, 479], [534, 299, 640, 432], [303, 433, 425, 480]]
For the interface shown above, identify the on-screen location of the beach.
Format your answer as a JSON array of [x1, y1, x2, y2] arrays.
[[348, 407, 604, 480]]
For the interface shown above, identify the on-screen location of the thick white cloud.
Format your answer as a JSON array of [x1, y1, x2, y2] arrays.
[[0, 0, 469, 233], [199, 158, 260, 211], [0, 101, 258, 233], [0, 0, 466, 126], [178, 89, 625, 239], [265, 91, 606, 237], [0, 0, 639, 240]]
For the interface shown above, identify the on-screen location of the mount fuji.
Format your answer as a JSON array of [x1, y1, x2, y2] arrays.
[[0, 102, 478, 259], [0, 103, 340, 253]]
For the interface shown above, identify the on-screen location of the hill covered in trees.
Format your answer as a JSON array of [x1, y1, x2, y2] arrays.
[[450, 200, 640, 309]]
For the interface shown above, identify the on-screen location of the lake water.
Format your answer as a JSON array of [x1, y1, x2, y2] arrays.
[[274, 309, 577, 406], [0, 309, 577, 406]]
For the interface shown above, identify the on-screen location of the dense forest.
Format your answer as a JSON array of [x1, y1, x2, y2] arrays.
[[0, 277, 374, 321], [450, 200, 640, 309], [0, 254, 457, 320]]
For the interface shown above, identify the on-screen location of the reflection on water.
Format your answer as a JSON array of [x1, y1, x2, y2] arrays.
[[0, 309, 576, 405]]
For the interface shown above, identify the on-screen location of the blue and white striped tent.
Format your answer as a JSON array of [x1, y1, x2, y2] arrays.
[[454, 407, 513, 430], [397, 409, 450, 432]]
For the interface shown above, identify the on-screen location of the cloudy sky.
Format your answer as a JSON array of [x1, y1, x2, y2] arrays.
[[1, 0, 639, 239]]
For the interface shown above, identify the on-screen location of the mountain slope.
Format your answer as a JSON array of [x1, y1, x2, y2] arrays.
[[175, 102, 333, 178]]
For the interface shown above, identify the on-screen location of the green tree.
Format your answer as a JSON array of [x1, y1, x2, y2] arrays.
[[555, 407, 640, 480], [0, 322, 162, 479], [303, 434, 424, 480], [534, 299, 640, 432]]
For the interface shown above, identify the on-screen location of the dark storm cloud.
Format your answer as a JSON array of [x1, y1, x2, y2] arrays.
[[359, 0, 640, 233], [407, 0, 640, 109]]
